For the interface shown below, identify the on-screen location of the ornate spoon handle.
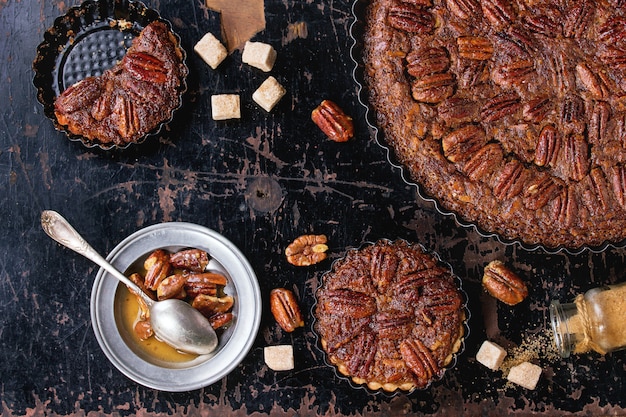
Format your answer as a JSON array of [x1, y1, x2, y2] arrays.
[[41, 210, 153, 306]]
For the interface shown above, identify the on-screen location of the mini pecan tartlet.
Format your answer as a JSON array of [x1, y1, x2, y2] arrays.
[[53, 21, 187, 147], [314, 240, 466, 392]]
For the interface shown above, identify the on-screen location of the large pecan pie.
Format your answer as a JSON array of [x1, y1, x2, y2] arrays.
[[314, 240, 465, 391], [362, 0, 626, 249], [54, 21, 186, 147]]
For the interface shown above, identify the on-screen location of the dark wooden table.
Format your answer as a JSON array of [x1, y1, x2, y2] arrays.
[[1, 0, 625, 415]]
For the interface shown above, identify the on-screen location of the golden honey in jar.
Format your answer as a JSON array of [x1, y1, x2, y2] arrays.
[[550, 281, 626, 358]]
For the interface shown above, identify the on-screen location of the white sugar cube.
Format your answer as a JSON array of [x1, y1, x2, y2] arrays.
[[476, 340, 508, 371], [194, 32, 227, 69], [253, 76, 286, 112], [211, 94, 241, 120], [264, 345, 294, 371], [242, 41, 277, 72], [507, 362, 542, 390]]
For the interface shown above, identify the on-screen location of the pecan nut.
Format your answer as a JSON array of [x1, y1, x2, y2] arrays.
[[523, 96, 553, 123], [123, 52, 168, 83], [481, 91, 521, 123], [169, 248, 210, 272], [482, 260, 528, 305], [192, 294, 235, 318], [311, 100, 354, 142], [564, 134, 590, 181], [320, 289, 376, 319], [54, 77, 104, 114], [457, 36, 494, 60], [563, 0, 593, 39], [481, 0, 514, 28], [551, 186, 578, 228], [388, 4, 435, 34], [598, 16, 626, 44], [406, 47, 450, 79], [345, 330, 377, 378], [438, 97, 479, 125], [270, 288, 305, 332], [492, 59, 534, 87], [134, 320, 154, 340], [586, 167, 612, 214], [534, 124, 560, 167], [370, 244, 399, 292], [610, 164, 626, 210], [422, 283, 463, 314], [285, 234, 329, 266], [374, 312, 412, 339], [394, 267, 447, 300], [208, 312, 234, 329], [122, 76, 165, 108], [523, 172, 563, 210], [91, 79, 115, 121], [183, 272, 228, 298], [156, 274, 187, 300], [561, 95, 585, 133], [588, 101, 611, 145], [112, 94, 141, 139], [599, 46, 626, 70], [442, 124, 487, 163], [522, 10, 561, 37], [400, 339, 440, 383], [576, 63, 605, 99], [462, 143, 503, 181], [411, 72, 456, 104], [446, 0, 480, 20], [143, 249, 172, 290], [493, 159, 529, 200]]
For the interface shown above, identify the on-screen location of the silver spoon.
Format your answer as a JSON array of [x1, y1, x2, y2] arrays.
[[41, 210, 218, 355]]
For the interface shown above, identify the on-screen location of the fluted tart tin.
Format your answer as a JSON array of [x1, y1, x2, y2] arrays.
[[33, 0, 188, 149], [349, 0, 626, 253], [313, 239, 469, 394]]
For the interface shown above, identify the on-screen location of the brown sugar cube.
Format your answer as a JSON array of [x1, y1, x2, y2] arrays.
[[264, 345, 294, 371], [242, 41, 277, 72], [194, 32, 227, 69], [507, 362, 542, 390], [476, 340, 507, 371], [253, 76, 286, 112], [211, 94, 241, 120]]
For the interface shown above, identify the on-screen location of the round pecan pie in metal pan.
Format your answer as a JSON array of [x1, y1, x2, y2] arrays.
[[314, 240, 468, 393], [356, 0, 626, 251]]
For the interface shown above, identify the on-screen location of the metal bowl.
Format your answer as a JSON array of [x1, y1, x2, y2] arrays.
[[90, 222, 261, 391]]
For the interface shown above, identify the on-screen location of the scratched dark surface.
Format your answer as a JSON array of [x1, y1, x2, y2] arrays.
[[1, 0, 626, 415]]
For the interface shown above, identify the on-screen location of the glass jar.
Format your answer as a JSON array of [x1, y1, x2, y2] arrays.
[[550, 281, 626, 358]]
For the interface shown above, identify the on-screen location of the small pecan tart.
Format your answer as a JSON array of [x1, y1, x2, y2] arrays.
[[54, 21, 187, 147], [361, 0, 626, 249], [314, 240, 466, 392]]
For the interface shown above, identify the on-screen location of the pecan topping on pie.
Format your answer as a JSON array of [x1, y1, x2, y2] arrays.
[[315, 240, 465, 392], [363, 0, 626, 248], [54, 21, 186, 147]]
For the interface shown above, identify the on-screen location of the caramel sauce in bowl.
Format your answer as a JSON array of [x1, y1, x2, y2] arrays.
[[91, 222, 261, 390], [115, 285, 199, 365]]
